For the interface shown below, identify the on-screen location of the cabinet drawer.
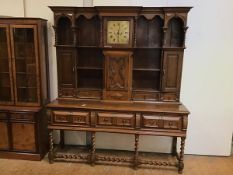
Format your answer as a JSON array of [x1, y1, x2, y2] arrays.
[[104, 91, 129, 101], [97, 112, 135, 128], [0, 113, 7, 120], [77, 90, 102, 99], [53, 111, 71, 123], [160, 93, 179, 102], [132, 92, 159, 101], [142, 115, 161, 128], [71, 111, 90, 126], [163, 116, 181, 129], [141, 114, 182, 130], [10, 113, 34, 121], [52, 111, 90, 126]]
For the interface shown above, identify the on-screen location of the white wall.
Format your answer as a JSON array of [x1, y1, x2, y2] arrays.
[[1, 0, 232, 156]]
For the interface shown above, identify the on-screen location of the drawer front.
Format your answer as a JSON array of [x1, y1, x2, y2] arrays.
[[132, 92, 159, 101], [97, 112, 135, 128], [142, 115, 162, 128], [160, 93, 179, 102], [163, 116, 181, 129], [52, 111, 90, 126], [10, 113, 34, 121], [53, 111, 71, 123], [77, 90, 102, 99], [0, 113, 7, 120], [141, 114, 182, 130], [71, 111, 90, 126], [104, 91, 129, 101]]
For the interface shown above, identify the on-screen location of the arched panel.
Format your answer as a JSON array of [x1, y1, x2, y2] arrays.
[[148, 16, 164, 47], [166, 17, 184, 47], [57, 17, 73, 45], [136, 15, 164, 47], [136, 16, 148, 47], [76, 15, 100, 46]]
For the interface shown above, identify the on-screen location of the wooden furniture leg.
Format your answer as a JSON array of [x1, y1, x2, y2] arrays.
[[60, 130, 65, 149], [172, 137, 177, 156], [134, 134, 139, 169], [178, 137, 186, 174], [48, 129, 54, 164], [90, 132, 96, 166]]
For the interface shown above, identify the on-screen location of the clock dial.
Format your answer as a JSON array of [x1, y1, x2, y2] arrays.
[[107, 21, 130, 44]]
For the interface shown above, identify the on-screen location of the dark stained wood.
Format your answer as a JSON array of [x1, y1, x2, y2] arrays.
[[0, 18, 49, 160], [0, 122, 9, 149], [48, 6, 191, 173]]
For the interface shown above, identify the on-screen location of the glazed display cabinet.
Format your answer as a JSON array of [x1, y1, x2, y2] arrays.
[[47, 6, 191, 173], [0, 18, 49, 160]]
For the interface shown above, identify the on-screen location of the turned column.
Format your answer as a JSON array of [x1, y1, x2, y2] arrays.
[[134, 134, 139, 169], [90, 132, 96, 166], [178, 137, 186, 174]]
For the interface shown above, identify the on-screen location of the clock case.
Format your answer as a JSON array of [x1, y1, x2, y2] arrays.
[[103, 17, 134, 48]]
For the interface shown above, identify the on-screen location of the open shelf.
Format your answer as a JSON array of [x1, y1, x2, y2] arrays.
[[165, 17, 184, 47], [133, 70, 160, 91], [133, 49, 162, 70], [77, 48, 103, 69], [77, 69, 103, 89], [56, 17, 73, 45], [76, 15, 100, 46], [136, 16, 163, 47]]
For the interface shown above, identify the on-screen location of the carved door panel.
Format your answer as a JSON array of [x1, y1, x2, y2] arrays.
[[103, 51, 132, 100], [162, 51, 183, 92]]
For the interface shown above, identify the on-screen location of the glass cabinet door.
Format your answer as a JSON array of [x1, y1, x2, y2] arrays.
[[10, 25, 40, 105], [0, 25, 14, 104]]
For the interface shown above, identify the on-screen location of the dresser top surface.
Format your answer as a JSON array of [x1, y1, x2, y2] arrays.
[[47, 99, 189, 114]]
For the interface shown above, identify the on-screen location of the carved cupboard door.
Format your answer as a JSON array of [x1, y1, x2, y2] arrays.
[[162, 51, 183, 92], [103, 51, 132, 101]]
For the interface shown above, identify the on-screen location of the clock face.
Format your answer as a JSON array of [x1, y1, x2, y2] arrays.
[[107, 21, 130, 44]]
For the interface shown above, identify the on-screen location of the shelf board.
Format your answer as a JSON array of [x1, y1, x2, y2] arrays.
[[15, 57, 35, 60], [16, 72, 36, 75], [17, 86, 37, 89], [134, 47, 162, 49], [133, 68, 160, 72], [132, 88, 159, 92], [77, 67, 103, 70], [0, 86, 11, 88], [0, 72, 9, 74], [77, 46, 101, 48], [77, 88, 102, 91]]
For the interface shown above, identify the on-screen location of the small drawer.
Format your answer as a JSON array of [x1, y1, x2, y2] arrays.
[[104, 91, 129, 101], [53, 111, 71, 123], [97, 112, 135, 128], [133, 92, 159, 101], [160, 93, 179, 102], [71, 111, 90, 126], [97, 113, 114, 126], [10, 113, 34, 121], [77, 90, 102, 99], [0, 113, 7, 120], [58, 88, 75, 98], [142, 114, 162, 128], [163, 116, 181, 129]]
